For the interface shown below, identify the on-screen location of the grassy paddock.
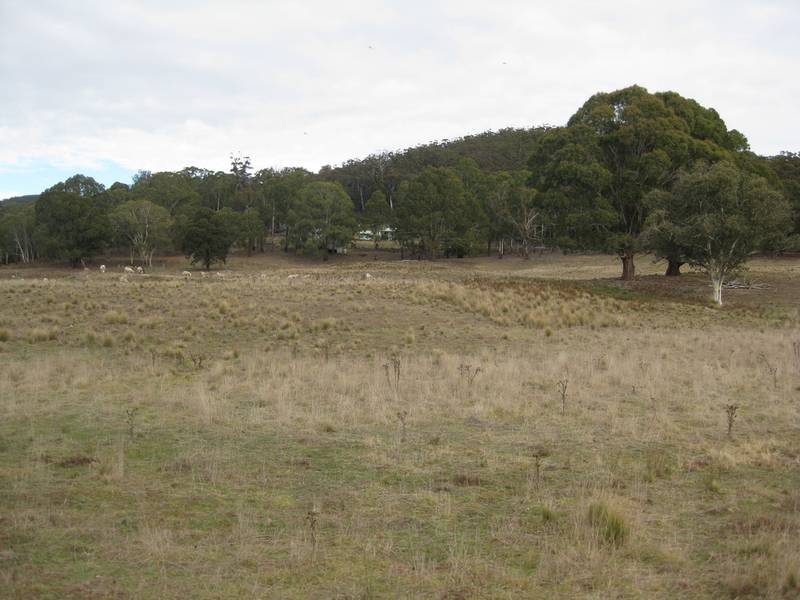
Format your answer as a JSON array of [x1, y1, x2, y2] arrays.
[[1, 253, 799, 598]]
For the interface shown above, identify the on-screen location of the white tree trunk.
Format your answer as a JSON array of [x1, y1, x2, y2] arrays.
[[711, 274, 724, 305]]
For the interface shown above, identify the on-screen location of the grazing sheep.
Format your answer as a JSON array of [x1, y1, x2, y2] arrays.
[[215, 272, 224, 279], [364, 273, 373, 279], [200, 271, 208, 278], [99, 264, 106, 273], [182, 271, 192, 279], [124, 266, 135, 274], [287, 274, 299, 280], [136, 266, 144, 274]]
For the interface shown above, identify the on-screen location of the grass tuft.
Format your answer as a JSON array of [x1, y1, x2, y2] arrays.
[[587, 501, 628, 547]]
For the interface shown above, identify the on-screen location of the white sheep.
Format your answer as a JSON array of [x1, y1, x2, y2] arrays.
[[136, 266, 144, 274], [124, 266, 135, 274], [215, 271, 225, 279], [182, 271, 192, 279], [200, 271, 208, 278], [364, 273, 373, 279], [99, 264, 106, 273], [287, 274, 299, 280]]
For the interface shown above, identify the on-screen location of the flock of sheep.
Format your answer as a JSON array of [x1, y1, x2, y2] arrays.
[[12, 265, 377, 283], [94, 264, 229, 282]]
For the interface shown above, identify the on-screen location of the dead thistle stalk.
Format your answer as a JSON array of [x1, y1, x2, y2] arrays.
[[125, 407, 138, 440], [724, 404, 739, 438], [557, 377, 568, 415], [396, 410, 409, 443], [758, 353, 778, 391], [306, 507, 319, 560], [458, 364, 482, 386], [383, 355, 401, 392]]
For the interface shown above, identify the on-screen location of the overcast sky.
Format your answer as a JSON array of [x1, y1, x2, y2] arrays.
[[1, 0, 798, 198]]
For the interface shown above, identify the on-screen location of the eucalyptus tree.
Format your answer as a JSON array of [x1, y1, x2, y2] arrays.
[[180, 207, 238, 270], [286, 182, 358, 254], [645, 161, 790, 304], [34, 175, 110, 266], [0, 202, 37, 264], [394, 166, 482, 258], [530, 86, 743, 279], [110, 199, 173, 266]]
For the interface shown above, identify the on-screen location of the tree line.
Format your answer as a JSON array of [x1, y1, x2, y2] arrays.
[[1, 85, 799, 302]]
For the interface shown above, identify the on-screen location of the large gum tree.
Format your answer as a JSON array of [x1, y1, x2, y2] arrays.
[[530, 86, 744, 279]]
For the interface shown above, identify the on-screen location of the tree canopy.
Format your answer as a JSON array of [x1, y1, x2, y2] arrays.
[[394, 166, 483, 258], [530, 85, 747, 278], [645, 161, 790, 304], [110, 199, 173, 266], [285, 182, 358, 254], [34, 175, 110, 265], [180, 207, 238, 269]]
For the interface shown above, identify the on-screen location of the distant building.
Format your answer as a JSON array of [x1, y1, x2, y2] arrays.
[[356, 227, 395, 242]]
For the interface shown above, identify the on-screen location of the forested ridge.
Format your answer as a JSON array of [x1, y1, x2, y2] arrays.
[[2, 85, 799, 294]]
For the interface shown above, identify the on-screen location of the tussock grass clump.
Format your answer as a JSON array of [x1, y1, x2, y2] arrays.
[[643, 447, 674, 481], [540, 504, 558, 524], [412, 279, 627, 330], [103, 310, 128, 325], [137, 316, 163, 329], [587, 501, 628, 547], [28, 327, 57, 343]]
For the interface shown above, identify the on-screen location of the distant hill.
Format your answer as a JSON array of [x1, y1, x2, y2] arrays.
[[0, 194, 38, 205], [319, 126, 549, 208], [390, 126, 550, 173]]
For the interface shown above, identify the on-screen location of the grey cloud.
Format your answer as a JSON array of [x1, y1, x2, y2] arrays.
[[1, 0, 797, 177]]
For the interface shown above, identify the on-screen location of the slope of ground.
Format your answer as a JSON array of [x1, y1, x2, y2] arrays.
[[0, 254, 799, 598]]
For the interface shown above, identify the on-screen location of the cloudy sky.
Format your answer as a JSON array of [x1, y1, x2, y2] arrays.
[[1, 0, 798, 199]]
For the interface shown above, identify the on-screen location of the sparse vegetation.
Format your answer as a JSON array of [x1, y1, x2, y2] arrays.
[[1, 252, 799, 598]]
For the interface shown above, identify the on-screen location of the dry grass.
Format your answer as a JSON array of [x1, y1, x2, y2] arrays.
[[1, 253, 800, 598]]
